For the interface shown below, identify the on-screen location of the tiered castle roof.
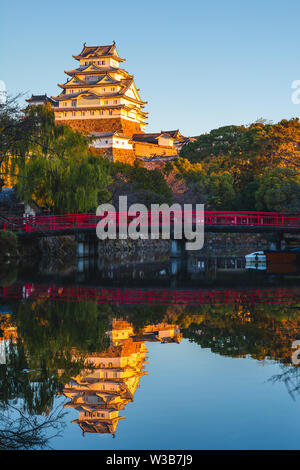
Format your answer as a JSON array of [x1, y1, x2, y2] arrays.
[[52, 42, 148, 132]]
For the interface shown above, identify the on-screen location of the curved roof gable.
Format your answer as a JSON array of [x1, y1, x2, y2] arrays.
[[73, 42, 125, 62]]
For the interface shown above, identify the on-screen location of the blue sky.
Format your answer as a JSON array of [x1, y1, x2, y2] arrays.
[[1, 0, 300, 136]]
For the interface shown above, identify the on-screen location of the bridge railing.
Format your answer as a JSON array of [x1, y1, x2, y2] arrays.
[[2, 210, 300, 233], [204, 211, 300, 227]]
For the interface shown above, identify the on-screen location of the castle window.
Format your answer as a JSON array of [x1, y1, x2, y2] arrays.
[[104, 100, 108, 105], [109, 110, 112, 115], [114, 100, 118, 104], [71, 99, 77, 107], [101, 60, 105, 64], [91, 111, 94, 115]]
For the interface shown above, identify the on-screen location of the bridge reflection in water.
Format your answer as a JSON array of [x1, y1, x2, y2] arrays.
[[79, 256, 247, 279], [2, 283, 300, 305], [61, 319, 182, 437]]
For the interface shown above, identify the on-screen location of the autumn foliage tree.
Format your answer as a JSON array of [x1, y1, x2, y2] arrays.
[[176, 119, 300, 211]]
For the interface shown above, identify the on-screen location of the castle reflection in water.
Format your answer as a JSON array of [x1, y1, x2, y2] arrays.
[[61, 320, 182, 437]]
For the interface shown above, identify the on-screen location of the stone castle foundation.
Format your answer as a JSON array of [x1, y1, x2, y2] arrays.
[[57, 118, 143, 138]]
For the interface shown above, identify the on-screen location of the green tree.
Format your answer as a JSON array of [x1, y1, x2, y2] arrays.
[[13, 105, 111, 213], [206, 172, 236, 209], [18, 151, 111, 213], [0, 300, 110, 417], [254, 168, 300, 212], [178, 119, 300, 211], [110, 160, 172, 206]]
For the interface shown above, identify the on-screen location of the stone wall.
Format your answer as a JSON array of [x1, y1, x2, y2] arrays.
[[100, 238, 170, 262], [198, 232, 268, 256], [133, 141, 178, 158], [89, 147, 136, 164], [112, 148, 136, 165], [57, 118, 143, 137], [99, 233, 267, 258]]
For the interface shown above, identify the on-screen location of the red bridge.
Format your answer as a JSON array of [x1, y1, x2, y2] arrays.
[[2, 211, 300, 237], [2, 283, 300, 305]]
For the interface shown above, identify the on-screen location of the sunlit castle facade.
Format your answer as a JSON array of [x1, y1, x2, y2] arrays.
[[27, 42, 194, 164], [52, 42, 147, 137]]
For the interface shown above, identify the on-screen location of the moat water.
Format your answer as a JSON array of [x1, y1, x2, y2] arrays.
[[1, 254, 300, 450]]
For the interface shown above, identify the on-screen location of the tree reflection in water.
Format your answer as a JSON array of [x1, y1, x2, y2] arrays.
[[0, 402, 66, 450], [269, 366, 300, 401], [0, 299, 110, 448], [1, 295, 300, 444]]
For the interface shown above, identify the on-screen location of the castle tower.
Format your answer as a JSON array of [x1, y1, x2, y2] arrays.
[[61, 318, 182, 437], [52, 42, 148, 138], [62, 337, 148, 436]]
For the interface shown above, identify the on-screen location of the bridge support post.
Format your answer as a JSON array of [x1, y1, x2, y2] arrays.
[[267, 233, 284, 251], [171, 239, 186, 258], [76, 233, 98, 263]]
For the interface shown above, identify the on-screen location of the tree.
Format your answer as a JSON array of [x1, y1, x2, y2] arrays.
[[18, 151, 111, 213], [0, 300, 110, 418], [254, 168, 300, 212], [206, 172, 236, 209], [0, 403, 66, 450], [13, 105, 111, 213], [164, 158, 236, 209], [110, 160, 172, 206], [180, 125, 246, 163], [178, 119, 300, 211], [0, 94, 25, 189]]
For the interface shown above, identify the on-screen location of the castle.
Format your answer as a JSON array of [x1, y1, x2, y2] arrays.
[[26, 42, 194, 164], [61, 319, 182, 437]]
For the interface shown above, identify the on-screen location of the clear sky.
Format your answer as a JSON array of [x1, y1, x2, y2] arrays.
[[1, 0, 300, 136]]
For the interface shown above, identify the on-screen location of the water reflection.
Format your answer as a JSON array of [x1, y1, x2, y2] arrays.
[[62, 320, 181, 437], [1, 269, 300, 447]]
